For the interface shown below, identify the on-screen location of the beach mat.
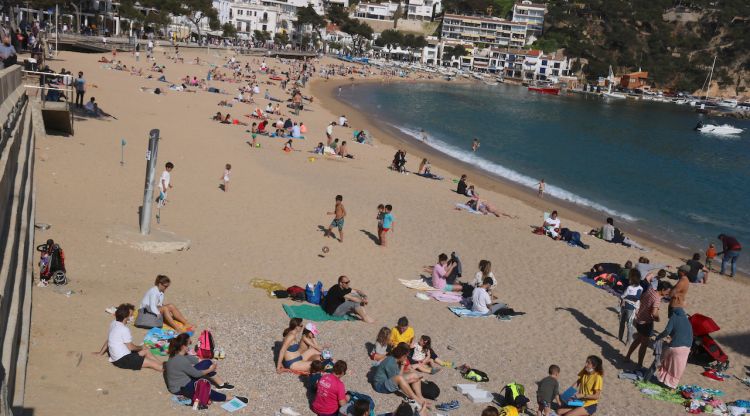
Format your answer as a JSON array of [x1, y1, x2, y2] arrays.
[[448, 307, 491, 318], [282, 304, 354, 321], [399, 279, 435, 291], [578, 276, 620, 296], [455, 203, 482, 214]]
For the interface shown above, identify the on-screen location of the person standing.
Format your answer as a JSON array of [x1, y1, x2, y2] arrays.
[[537, 179, 545, 198], [717, 234, 741, 277], [379, 204, 394, 247], [74, 71, 86, 108], [158, 162, 174, 207], [325, 195, 346, 242], [669, 266, 690, 317], [472, 138, 480, 152], [625, 281, 673, 368], [0, 36, 18, 69], [326, 121, 336, 146], [654, 307, 693, 388]]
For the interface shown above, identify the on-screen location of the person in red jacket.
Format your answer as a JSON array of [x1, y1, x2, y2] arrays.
[[717, 234, 741, 277]]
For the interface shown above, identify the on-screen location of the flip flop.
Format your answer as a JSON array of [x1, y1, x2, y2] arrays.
[[702, 370, 724, 381]]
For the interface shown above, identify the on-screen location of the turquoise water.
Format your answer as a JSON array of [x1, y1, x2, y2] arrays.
[[339, 82, 750, 274]]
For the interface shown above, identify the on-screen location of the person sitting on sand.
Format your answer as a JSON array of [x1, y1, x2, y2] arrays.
[[416, 159, 441, 179], [137, 275, 192, 331], [430, 253, 463, 293], [338, 141, 353, 159], [542, 211, 561, 240], [472, 260, 497, 291], [284, 139, 294, 153], [371, 327, 391, 363], [299, 322, 326, 361], [313, 142, 325, 154], [471, 276, 508, 315], [213, 112, 224, 121], [277, 318, 318, 373], [409, 335, 450, 374], [557, 356, 603, 416], [221, 114, 232, 124], [258, 119, 268, 134], [96, 303, 163, 371], [291, 123, 302, 138], [684, 253, 709, 284], [83, 97, 112, 118], [321, 276, 374, 323], [372, 343, 430, 411], [356, 130, 368, 144], [165, 333, 240, 405], [311, 361, 350, 416], [391, 150, 406, 173], [457, 175, 468, 195]]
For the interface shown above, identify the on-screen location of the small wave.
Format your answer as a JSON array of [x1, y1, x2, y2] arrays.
[[396, 125, 639, 222], [684, 212, 748, 234]]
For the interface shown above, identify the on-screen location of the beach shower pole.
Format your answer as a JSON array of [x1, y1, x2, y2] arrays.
[[140, 129, 160, 235]]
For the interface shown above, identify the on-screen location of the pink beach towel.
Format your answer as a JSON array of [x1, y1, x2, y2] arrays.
[[430, 291, 463, 303], [657, 346, 690, 388]]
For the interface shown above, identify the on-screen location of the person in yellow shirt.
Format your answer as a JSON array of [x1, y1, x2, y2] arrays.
[[558, 355, 603, 416], [389, 316, 414, 348]]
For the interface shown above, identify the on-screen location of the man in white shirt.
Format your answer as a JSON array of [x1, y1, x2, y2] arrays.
[[158, 162, 174, 207], [543, 210, 561, 239], [96, 303, 163, 371], [471, 277, 507, 315], [326, 122, 336, 145], [339, 115, 349, 127]]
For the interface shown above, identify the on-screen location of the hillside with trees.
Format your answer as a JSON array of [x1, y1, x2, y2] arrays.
[[533, 0, 749, 94]]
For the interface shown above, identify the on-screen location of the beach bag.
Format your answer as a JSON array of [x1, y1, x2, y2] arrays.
[[421, 380, 441, 400], [197, 330, 215, 359], [346, 391, 376, 416], [463, 368, 489, 382], [134, 307, 163, 329], [287, 285, 305, 302], [305, 281, 323, 305], [192, 378, 212, 409], [498, 406, 519, 416]]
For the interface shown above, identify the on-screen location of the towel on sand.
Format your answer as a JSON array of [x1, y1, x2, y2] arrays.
[[578, 276, 620, 296], [399, 279, 435, 291], [455, 203, 482, 214], [251, 278, 287, 298], [283, 304, 354, 321], [431, 291, 463, 303], [448, 307, 491, 318]]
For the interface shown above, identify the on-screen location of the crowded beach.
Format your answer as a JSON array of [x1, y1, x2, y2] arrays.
[[21, 44, 750, 416]]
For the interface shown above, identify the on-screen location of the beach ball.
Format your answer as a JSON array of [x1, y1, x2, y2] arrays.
[[256, 143, 261, 148]]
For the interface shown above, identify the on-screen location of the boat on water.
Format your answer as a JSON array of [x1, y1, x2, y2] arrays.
[[602, 66, 627, 99], [695, 122, 744, 135], [528, 85, 560, 95], [717, 99, 738, 109]]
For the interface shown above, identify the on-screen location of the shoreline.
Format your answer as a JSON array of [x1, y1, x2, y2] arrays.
[[310, 77, 747, 280]]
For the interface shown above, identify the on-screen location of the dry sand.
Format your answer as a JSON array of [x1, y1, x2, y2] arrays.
[[23, 47, 750, 416]]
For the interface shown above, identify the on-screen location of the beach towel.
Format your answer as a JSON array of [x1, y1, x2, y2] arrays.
[[143, 327, 178, 356], [578, 276, 620, 296], [455, 203, 482, 214], [430, 291, 463, 303], [399, 279, 435, 291], [634, 381, 684, 404], [282, 304, 354, 321], [448, 307, 492, 318], [251, 278, 287, 298]]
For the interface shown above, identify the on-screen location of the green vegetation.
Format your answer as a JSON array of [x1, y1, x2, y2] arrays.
[[374, 29, 428, 49], [534, 0, 750, 91], [442, 0, 514, 18]]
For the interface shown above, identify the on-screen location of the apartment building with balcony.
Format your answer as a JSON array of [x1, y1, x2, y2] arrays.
[[511, 0, 546, 37], [353, 0, 441, 21], [441, 14, 529, 50]]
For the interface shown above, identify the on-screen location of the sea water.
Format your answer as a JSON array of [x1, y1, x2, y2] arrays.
[[339, 82, 750, 274]]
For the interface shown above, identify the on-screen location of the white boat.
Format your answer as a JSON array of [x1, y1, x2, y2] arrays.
[[602, 65, 627, 99], [695, 122, 744, 135], [717, 99, 738, 108]]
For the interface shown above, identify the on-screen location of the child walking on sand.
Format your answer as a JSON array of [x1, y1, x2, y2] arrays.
[[221, 164, 231, 192], [537, 365, 561, 416], [376, 204, 385, 240], [325, 195, 346, 242], [379, 205, 394, 247], [705, 243, 716, 271], [537, 179, 545, 198]]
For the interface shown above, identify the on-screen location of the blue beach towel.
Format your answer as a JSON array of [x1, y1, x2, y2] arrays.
[[578, 276, 620, 297], [448, 307, 491, 318]]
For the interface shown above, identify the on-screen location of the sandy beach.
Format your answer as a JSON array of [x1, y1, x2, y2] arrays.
[[23, 47, 750, 416]]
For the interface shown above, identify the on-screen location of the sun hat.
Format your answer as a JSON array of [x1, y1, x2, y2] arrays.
[[304, 322, 318, 335]]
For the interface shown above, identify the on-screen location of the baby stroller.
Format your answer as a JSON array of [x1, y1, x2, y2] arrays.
[[37, 239, 67, 285], [688, 313, 729, 372]]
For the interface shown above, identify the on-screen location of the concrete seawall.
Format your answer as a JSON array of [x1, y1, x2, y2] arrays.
[[0, 65, 37, 416]]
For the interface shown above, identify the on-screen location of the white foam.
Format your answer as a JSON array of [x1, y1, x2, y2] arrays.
[[396, 126, 639, 222]]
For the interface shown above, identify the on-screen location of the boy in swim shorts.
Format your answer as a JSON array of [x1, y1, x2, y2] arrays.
[[326, 195, 346, 242]]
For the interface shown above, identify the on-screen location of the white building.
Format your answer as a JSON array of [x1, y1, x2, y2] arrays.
[[353, 0, 440, 21], [229, 3, 282, 38], [511, 0, 546, 37], [420, 38, 441, 65]]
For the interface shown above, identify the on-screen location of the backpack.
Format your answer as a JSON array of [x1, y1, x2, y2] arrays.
[[346, 391, 376, 416], [462, 368, 489, 382], [305, 281, 323, 305], [421, 380, 441, 400], [192, 378, 211, 409], [502, 383, 528, 408], [287, 285, 305, 302], [197, 330, 215, 359]]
